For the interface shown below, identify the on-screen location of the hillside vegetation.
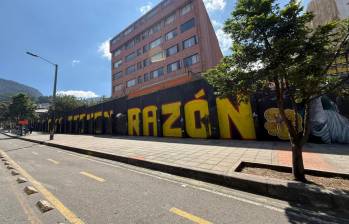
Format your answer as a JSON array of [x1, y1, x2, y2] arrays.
[[0, 78, 42, 102]]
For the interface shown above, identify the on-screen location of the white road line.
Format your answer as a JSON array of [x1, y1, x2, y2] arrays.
[[47, 159, 59, 165], [79, 171, 105, 182], [15, 145, 347, 224]]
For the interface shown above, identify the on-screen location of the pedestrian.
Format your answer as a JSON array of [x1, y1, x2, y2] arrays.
[[29, 125, 33, 134]]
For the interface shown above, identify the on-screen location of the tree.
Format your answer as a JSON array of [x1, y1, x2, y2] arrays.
[[0, 102, 8, 119], [205, 0, 349, 181], [8, 93, 36, 121], [37, 96, 51, 104], [53, 95, 85, 114], [0, 102, 9, 128]]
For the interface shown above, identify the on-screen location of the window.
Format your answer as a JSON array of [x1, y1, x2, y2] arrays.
[[137, 62, 142, 70], [113, 48, 122, 57], [183, 36, 197, 49], [180, 18, 195, 33], [138, 76, 144, 84], [125, 52, 136, 62], [143, 44, 150, 53], [144, 73, 151, 81], [150, 37, 162, 49], [114, 60, 122, 68], [142, 30, 149, 40], [180, 2, 193, 16], [126, 65, 136, 75], [114, 84, 123, 92], [165, 29, 177, 41], [167, 61, 181, 73], [143, 58, 151, 67], [152, 22, 162, 34], [127, 79, 137, 87], [165, 13, 176, 25], [124, 26, 134, 36], [111, 35, 122, 45], [146, 8, 157, 20], [134, 35, 141, 44], [125, 40, 134, 49], [113, 71, 123, 80], [150, 67, 164, 78], [183, 54, 199, 67], [162, 0, 171, 7], [151, 51, 165, 63], [166, 45, 179, 57], [137, 48, 142, 56]]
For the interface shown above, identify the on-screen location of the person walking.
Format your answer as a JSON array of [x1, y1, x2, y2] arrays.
[[29, 125, 33, 134]]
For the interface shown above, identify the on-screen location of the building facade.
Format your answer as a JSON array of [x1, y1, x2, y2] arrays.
[[307, 0, 349, 28], [307, 0, 349, 76], [109, 0, 223, 99]]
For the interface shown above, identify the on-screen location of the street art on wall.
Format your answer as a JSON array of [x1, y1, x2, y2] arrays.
[[32, 79, 349, 144], [264, 108, 303, 140], [311, 96, 349, 144]]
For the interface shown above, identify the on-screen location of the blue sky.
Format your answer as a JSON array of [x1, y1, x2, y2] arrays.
[[0, 0, 309, 98]]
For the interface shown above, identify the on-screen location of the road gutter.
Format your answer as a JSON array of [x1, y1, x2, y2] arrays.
[[0, 149, 85, 224], [3, 133, 349, 212]]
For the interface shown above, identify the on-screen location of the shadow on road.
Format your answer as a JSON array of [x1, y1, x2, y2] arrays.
[[0, 137, 12, 141], [284, 182, 349, 223]]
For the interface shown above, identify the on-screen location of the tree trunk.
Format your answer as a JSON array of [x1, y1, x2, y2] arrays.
[[290, 139, 306, 182], [274, 78, 306, 182]]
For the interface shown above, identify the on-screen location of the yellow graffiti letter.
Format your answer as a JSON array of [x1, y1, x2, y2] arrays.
[[128, 108, 141, 136], [216, 98, 256, 140], [142, 105, 158, 136], [162, 102, 182, 137], [184, 98, 211, 138]]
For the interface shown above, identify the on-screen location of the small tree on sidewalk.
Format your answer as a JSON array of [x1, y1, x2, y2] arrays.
[[205, 0, 349, 181]]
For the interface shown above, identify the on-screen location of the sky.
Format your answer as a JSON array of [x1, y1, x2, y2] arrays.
[[0, 0, 309, 98]]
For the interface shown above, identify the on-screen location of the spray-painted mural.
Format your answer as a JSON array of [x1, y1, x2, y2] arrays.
[[311, 96, 349, 144], [32, 79, 349, 144]]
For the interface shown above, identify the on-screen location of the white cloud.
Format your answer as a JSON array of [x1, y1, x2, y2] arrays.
[[98, 38, 111, 60], [72, 60, 80, 66], [211, 19, 222, 29], [57, 90, 99, 99], [212, 20, 231, 55], [140, 2, 153, 15], [203, 0, 226, 12]]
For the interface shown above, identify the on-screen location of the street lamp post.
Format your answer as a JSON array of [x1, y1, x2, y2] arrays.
[[26, 51, 58, 140]]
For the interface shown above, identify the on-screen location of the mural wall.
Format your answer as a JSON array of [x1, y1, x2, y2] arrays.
[[33, 79, 349, 144]]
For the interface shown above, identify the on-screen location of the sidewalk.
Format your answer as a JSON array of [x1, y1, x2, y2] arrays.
[[11, 132, 349, 175]]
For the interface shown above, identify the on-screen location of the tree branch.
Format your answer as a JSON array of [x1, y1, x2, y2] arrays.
[[300, 102, 311, 146]]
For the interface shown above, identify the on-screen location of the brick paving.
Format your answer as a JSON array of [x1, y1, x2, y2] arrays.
[[16, 132, 349, 176]]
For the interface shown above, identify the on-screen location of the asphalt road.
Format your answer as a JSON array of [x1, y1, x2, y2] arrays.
[[0, 134, 347, 224]]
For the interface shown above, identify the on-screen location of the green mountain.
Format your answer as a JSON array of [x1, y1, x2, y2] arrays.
[[0, 78, 43, 102]]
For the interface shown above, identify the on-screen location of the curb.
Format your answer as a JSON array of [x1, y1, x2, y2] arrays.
[[3, 132, 349, 211]]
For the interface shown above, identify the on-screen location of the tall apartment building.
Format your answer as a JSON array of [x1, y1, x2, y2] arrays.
[[307, 0, 349, 28], [109, 0, 223, 98], [307, 0, 349, 76]]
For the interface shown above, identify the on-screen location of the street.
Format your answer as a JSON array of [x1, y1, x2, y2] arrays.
[[0, 134, 347, 224]]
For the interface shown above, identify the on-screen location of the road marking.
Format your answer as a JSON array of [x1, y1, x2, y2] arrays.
[[80, 171, 106, 182], [32, 152, 39, 155], [49, 148, 347, 223], [10, 179, 42, 224], [47, 159, 59, 165], [0, 150, 85, 224], [170, 207, 213, 224]]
